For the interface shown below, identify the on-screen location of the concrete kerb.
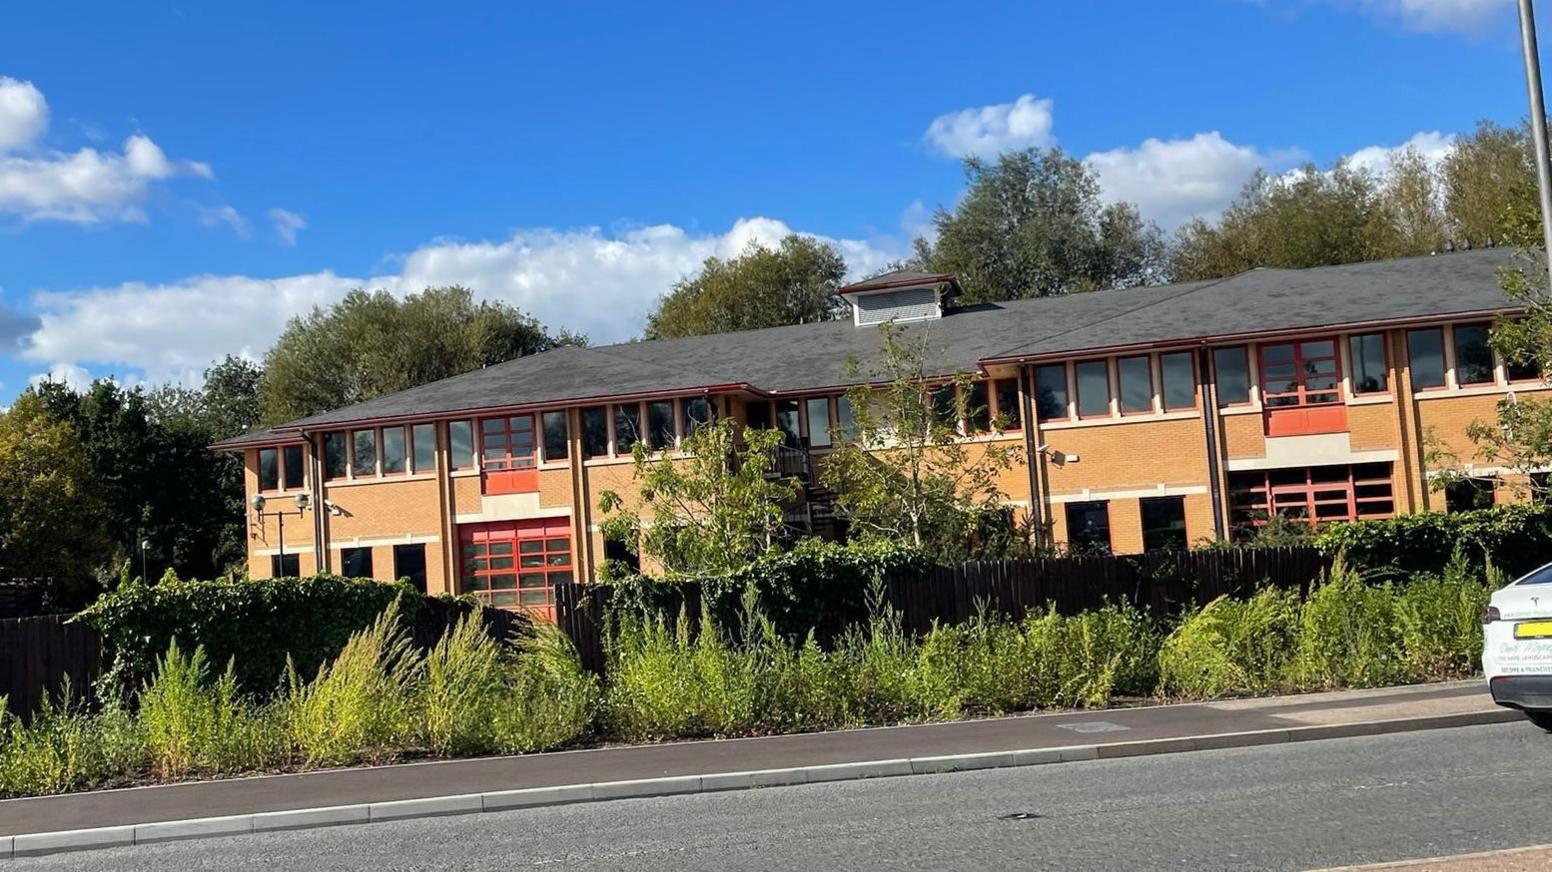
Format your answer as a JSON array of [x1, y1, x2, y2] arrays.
[[0, 708, 1521, 861]]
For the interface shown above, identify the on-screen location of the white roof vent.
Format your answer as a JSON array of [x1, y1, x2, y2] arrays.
[[838, 271, 960, 327]]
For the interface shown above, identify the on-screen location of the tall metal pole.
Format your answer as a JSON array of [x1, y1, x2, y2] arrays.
[[1519, 0, 1552, 278]]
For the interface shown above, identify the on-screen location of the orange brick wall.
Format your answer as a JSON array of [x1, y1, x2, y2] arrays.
[[1042, 418, 1210, 495], [1347, 402, 1401, 452], [1414, 393, 1505, 462], [1220, 412, 1264, 459]]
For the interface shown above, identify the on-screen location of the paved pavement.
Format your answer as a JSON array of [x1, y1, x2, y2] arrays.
[[8, 722, 1548, 871], [0, 680, 1511, 839], [1316, 845, 1552, 870]]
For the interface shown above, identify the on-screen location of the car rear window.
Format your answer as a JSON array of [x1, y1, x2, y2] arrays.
[[1517, 564, 1552, 586]]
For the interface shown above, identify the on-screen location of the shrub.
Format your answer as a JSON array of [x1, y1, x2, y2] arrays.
[[139, 641, 283, 778], [1291, 558, 1403, 689], [1394, 557, 1497, 682], [492, 624, 598, 754], [417, 613, 506, 757], [282, 607, 420, 767], [913, 614, 1032, 718], [1158, 588, 1301, 699], [1313, 503, 1552, 578], [0, 687, 145, 798]]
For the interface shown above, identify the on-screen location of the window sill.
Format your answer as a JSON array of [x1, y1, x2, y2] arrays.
[[326, 472, 439, 488], [1347, 394, 1394, 406], [1414, 382, 1552, 401], [1041, 409, 1203, 431], [1218, 405, 1263, 416]]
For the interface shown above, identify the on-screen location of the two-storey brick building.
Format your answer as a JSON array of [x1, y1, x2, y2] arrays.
[[215, 248, 1542, 612]]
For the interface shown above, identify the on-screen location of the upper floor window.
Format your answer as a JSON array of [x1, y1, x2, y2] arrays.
[[775, 399, 802, 447], [283, 444, 305, 490], [1261, 339, 1338, 408], [682, 396, 713, 436], [1159, 352, 1195, 411], [352, 429, 378, 476], [1075, 360, 1110, 418], [1349, 333, 1388, 394], [542, 411, 568, 462], [1117, 356, 1153, 415], [1213, 346, 1251, 407], [1407, 328, 1446, 390], [1452, 323, 1495, 386], [807, 397, 833, 448], [967, 381, 991, 432], [324, 432, 348, 480], [994, 378, 1021, 429], [449, 420, 474, 470], [382, 426, 407, 475], [1508, 352, 1544, 383], [258, 447, 280, 491], [614, 404, 641, 454], [647, 401, 675, 451], [582, 407, 609, 458], [836, 395, 858, 443], [1035, 363, 1069, 421], [482, 415, 536, 470], [412, 423, 435, 473]]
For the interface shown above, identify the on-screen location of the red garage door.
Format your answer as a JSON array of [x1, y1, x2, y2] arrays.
[[458, 518, 572, 619]]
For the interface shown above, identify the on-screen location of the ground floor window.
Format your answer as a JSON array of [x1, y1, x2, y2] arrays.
[[341, 547, 373, 579], [1064, 501, 1111, 553], [1445, 477, 1496, 513], [269, 553, 300, 578], [394, 544, 427, 593], [459, 519, 573, 615], [1229, 462, 1394, 531], [1140, 496, 1187, 552]]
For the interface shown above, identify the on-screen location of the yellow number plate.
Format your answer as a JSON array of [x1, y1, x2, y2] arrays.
[[1514, 620, 1552, 639]]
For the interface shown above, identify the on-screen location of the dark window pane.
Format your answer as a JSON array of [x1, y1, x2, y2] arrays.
[[1445, 477, 1495, 512], [1064, 501, 1111, 552], [1117, 356, 1152, 414], [681, 397, 712, 436], [341, 547, 373, 579], [352, 430, 377, 476], [382, 426, 406, 474], [1076, 361, 1110, 418], [835, 396, 858, 442], [1408, 329, 1446, 389], [1508, 353, 1543, 382], [283, 445, 304, 490], [1453, 323, 1494, 385], [393, 544, 427, 593], [582, 407, 609, 458], [746, 400, 772, 431], [412, 424, 435, 472], [258, 448, 280, 491], [1216, 346, 1250, 406], [270, 553, 300, 578], [968, 381, 991, 432], [324, 432, 348, 480], [614, 404, 640, 453], [542, 411, 568, 461], [1160, 352, 1195, 411], [931, 385, 958, 427], [995, 378, 1021, 429], [806, 397, 833, 448], [449, 421, 474, 470], [1349, 334, 1388, 393], [775, 399, 801, 447], [1141, 496, 1187, 552], [648, 401, 675, 450], [1035, 364, 1068, 420]]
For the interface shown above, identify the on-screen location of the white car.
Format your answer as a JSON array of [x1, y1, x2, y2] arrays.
[[1484, 561, 1552, 730]]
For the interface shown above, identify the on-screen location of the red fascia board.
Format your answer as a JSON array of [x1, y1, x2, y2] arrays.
[[208, 433, 308, 453], [978, 307, 1521, 366], [267, 382, 752, 438], [837, 274, 958, 296]]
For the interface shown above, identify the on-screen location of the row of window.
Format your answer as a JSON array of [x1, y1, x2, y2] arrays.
[[266, 543, 428, 592], [579, 396, 714, 459], [1033, 352, 1198, 422], [1063, 495, 1188, 553], [318, 422, 441, 482], [748, 377, 1024, 451]]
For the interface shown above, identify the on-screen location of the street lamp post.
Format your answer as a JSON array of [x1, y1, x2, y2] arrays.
[[251, 492, 312, 575], [1518, 0, 1552, 283]]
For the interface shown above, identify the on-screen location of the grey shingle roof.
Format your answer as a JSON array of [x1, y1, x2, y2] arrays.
[[214, 248, 1526, 448]]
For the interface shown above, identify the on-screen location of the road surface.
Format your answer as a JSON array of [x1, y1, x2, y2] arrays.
[[13, 721, 1551, 871]]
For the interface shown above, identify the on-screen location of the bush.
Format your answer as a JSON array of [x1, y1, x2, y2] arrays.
[[1394, 557, 1498, 682], [1158, 588, 1301, 699], [492, 624, 597, 754], [139, 641, 283, 777], [0, 688, 145, 798], [1313, 502, 1552, 578], [282, 607, 420, 767], [81, 572, 423, 697], [417, 613, 506, 757], [1291, 559, 1403, 689]]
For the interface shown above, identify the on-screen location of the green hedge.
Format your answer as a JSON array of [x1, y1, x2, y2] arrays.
[[80, 573, 428, 696], [1312, 502, 1552, 577]]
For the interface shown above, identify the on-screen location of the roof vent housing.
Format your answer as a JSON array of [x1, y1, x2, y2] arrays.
[[838, 270, 962, 327]]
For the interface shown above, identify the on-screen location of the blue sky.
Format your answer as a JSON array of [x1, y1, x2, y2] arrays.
[[0, 0, 1540, 401]]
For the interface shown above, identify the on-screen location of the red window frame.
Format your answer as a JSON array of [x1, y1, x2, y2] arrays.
[[1259, 338, 1341, 408], [257, 447, 281, 492], [1116, 355, 1154, 415], [1074, 359, 1112, 419], [480, 414, 537, 471], [1347, 333, 1390, 395], [1159, 351, 1198, 411], [1230, 464, 1394, 530], [459, 519, 573, 617]]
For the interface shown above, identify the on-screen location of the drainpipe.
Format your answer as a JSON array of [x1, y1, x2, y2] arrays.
[[1198, 349, 1228, 541], [1018, 364, 1048, 548]]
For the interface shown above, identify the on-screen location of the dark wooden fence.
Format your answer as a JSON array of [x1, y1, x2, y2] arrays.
[[554, 545, 1333, 674], [1, 614, 103, 718]]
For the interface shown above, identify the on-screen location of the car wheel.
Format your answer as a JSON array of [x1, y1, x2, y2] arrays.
[[1527, 711, 1552, 731]]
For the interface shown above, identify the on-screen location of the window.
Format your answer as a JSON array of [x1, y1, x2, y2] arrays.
[[807, 397, 833, 448], [1076, 360, 1111, 418], [994, 378, 1021, 429], [1452, 323, 1495, 386], [393, 544, 427, 594], [283, 445, 304, 490], [542, 411, 568, 462], [967, 381, 991, 432], [461, 520, 572, 612], [1213, 346, 1251, 406], [324, 432, 348, 480], [1445, 477, 1495, 513], [1408, 328, 1446, 390], [836, 395, 858, 442], [258, 447, 280, 491], [604, 536, 640, 575], [930, 385, 959, 429], [1349, 333, 1388, 394], [775, 399, 801, 447], [746, 400, 772, 432], [381, 426, 407, 474], [648, 401, 675, 450], [1508, 353, 1543, 383], [269, 553, 300, 578], [682, 396, 713, 436], [352, 429, 378, 477], [1228, 462, 1394, 530], [582, 407, 609, 458], [481, 415, 536, 470], [1064, 501, 1111, 552], [1117, 356, 1153, 414], [341, 547, 373, 579], [1141, 497, 1187, 552], [614, 404, 641, 454], [1260, 339, 1339, 407], [1160, 353, 1195, 411], [412, 424, 435, 473], [449, 420, 474, 470], [1035, 363, 1069, 421]]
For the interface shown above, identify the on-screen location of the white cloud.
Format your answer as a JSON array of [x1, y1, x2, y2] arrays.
[[268, 208, 305, 246], [17, 217, 905, 385], [924, 93, 1055, 160], [1352, 0, 1509, 34], [0, 76, 212, 224], [201, 204, 250, 238], [1084, 132, 1302, 230], [28, 362, 95, 392], [1342, 130, 1455, 177], [0, 77, 47, 151]]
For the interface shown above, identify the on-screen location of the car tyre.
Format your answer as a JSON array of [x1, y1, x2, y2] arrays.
[[1526, 710, 1552, 731]]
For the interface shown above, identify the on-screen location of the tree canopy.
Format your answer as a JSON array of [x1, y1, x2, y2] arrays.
[[644, 235, 848, 339], [913, 148, 1168, 302], [259, 285, 584, 425]]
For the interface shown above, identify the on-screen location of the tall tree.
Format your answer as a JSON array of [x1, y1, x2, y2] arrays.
[[1381, 147, 1449, 256], [259, 286, 584, 424], [913, 147, 1168, 302], [1442, 120, 1538, 249], [644, 235, 848, 339]]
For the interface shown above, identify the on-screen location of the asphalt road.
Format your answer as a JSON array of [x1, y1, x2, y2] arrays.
[[14, 721, 1552, 872]]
